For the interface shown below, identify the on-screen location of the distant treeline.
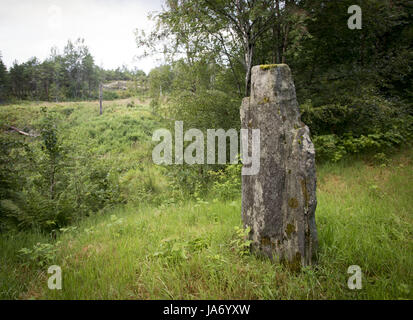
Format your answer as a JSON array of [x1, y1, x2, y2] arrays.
[[0, 38, 146, 102]]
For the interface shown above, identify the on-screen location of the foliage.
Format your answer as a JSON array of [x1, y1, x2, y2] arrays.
[[137, 0, 310, 96], [1, 39, 146, 102], [0, 0, 412, 300], [209, 163, 242, 200], [140, 0, 412, 168], [2, 148, 412, 299], [0, 100, 162, 232], [313, 117, 413, 162], [0, 53, 9, 103], [230, 226, 252, 257], [18, 242, 59, 267]]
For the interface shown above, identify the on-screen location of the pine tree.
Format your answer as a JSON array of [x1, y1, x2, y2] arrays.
[[0, 53, 9, 102]]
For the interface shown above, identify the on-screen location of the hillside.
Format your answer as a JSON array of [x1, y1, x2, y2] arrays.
[[0, 99, 412, 300]]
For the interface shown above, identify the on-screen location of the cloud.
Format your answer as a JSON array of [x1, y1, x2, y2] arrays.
[[0, 0, 163, 74]]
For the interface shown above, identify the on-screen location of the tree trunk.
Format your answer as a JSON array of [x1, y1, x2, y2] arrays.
[[274, 0, 282, 64], [282, 24, 290, 64], [245, 43, 254, 96]]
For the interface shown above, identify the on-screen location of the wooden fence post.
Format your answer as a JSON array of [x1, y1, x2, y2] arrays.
[[99, 82, 103, 115]]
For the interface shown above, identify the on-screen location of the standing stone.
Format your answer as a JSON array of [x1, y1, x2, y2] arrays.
[[241, 64, 318, 269]]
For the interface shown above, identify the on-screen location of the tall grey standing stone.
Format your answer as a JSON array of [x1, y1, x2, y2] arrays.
[[241, 64, 318, 269]]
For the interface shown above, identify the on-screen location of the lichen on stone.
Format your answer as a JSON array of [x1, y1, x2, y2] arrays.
[[259, 64, 286, 70], [288, 197, 299, 209], [286, 223, 296, 237]]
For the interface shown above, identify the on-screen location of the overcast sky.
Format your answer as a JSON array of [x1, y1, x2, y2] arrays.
[[0, 0, 163, 74]]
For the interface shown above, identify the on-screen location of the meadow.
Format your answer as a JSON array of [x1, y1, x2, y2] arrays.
[[0, 99, 412, 300]]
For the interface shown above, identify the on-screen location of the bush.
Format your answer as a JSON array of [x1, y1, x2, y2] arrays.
[[0, 109, 124, 232], [301, 93, 413, 162], [313, 134, 347, 162], [102, 91, 119, 100], [313, 120, 413, 162], [209, 163, 242, 200], [169, 89, 240, 131]]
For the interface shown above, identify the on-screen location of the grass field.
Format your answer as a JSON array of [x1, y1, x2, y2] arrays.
[[0, 99, 412, 300]]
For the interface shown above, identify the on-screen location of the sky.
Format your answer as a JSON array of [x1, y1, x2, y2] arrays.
[[0, 0, 164, 74]]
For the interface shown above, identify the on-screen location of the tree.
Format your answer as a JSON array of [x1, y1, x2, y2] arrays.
[[82, 52, 98, 99], [291, 0, 413, 104], [148, 64, 174, 100], [0, 53, 9, 102], [137, 0, 308, 96], [9, 61, 26, 99]]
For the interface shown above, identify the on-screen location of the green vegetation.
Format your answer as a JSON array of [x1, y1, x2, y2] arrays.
[[0, 99, 168, 232], [0, 39, 147, 102], [139, 0, 412, 166], [1, 0, 412, 301], [0, 100, 412, 300], [0, 147, 412, 299], [259, 64, 285, 70]]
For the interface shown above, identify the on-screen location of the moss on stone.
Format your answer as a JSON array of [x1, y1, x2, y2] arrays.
[[259, 96, 270, 104], [288, 197, 299, 209], [261, 237, 271, 246], [286, 223, 296, 237], [259, 64, 286, 70]]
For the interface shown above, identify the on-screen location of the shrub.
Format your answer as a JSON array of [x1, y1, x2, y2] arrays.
[[313, 135, 346, 162], [19, 242, 59, 267], [102, 91, 119, 100], [230, 226, 252, 257], [0, 109, 125, 232], [209, 163, 242, 200], [302, 94, 413, 162]]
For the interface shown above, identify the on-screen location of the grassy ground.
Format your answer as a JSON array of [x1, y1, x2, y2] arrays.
[[0, 98, 170, 205], [1, 147, 412, 299]]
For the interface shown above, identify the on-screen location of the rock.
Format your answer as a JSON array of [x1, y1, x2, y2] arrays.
[[241, 64, 318, 269]]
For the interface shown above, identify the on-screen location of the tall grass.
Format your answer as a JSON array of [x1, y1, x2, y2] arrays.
[[1, 149, 411, 299], [1, 100, 411, 300]]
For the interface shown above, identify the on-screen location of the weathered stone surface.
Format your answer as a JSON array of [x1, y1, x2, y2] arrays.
[[241, 64, 318, 269]]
